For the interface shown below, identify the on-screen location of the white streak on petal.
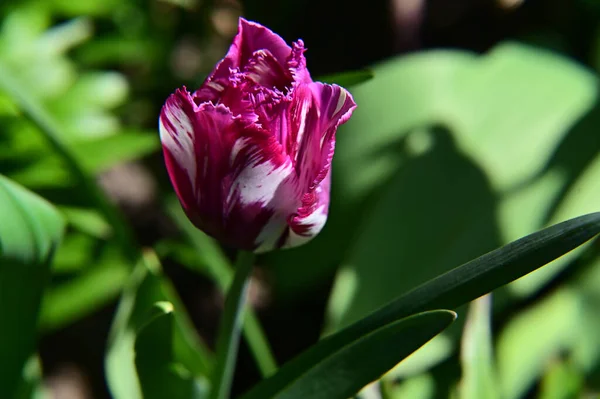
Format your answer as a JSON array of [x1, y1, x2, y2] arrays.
[[206, 81, 225, 91], [159, 111, 197, 193], [284, 204, 328, 248], [254, 215, 287, 253], [230, 138, 246, 166], [294, 97, 311, 161], [229, 153, 296, 206], [334, 88, 347, 116]]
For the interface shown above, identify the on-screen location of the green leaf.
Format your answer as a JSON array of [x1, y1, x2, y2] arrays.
[[510, 144, 600, 297], [386, 374, 436, 399], [0, 175, 65, 398], [571, 255, 600, 372], [71, 130, 160, 172], [39, 249, 130, 331], [135, 302, 209, 399], [496, 289, 580, 399], [327, 41, 596, 331], [241, 310, 456, 399], [326, 125, 499, 332], [241, 213, 600, 399], [459, 295, 498, 399], [12, 356, 49, 399], [58, 206, 111, 238], [106, 251, 212, 399], [317, 69, 374, 87], [538, 359, 582, 399]]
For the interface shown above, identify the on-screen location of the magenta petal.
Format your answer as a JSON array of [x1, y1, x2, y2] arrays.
[[160, 87, 301, 251], [160, 18, 358, 252], [293, 82, 356, 192], [234, 19, 292, 68], [281, 83, 356, 248], [225, 132, 300, 252], [287, 40, 312, 84], [159, 88, 237, 232], [284, 169, 332, 248], [245, 49, 291, 89], [194, 19, 292, 104]]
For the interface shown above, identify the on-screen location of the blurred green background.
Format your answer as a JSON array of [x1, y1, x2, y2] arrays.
[[1, 0, 600, 398]]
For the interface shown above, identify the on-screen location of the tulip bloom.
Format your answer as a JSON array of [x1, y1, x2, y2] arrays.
[[159, 18, 356, 252]]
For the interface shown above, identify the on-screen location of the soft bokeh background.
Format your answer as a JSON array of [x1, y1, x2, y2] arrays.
[[1, 0, 600, 398]]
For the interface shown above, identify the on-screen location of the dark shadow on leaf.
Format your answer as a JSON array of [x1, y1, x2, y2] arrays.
[[333, 125, 502, 329], [540, 94, 600, 224]]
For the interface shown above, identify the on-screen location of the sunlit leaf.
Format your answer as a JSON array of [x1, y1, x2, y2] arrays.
[[105, 251, 212, 399], [0, 175, 65, 398], [135, 302, 209, 399]]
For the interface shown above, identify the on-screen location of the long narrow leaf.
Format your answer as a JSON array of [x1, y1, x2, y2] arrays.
[[242, 310, 456, 399], [241, 212, 600, 399]]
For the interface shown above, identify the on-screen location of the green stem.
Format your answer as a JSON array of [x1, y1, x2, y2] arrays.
[[0, 64, 138, 262], [210, 251, 256, 399], [166, 198, 277, 376]]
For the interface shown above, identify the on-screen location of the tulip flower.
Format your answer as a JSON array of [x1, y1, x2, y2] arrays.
[[159, 18, 356, 252]]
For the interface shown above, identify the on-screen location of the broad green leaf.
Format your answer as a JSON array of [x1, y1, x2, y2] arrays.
[[12, 356, 49, 399], [326, 125, 499, 332], [571, 255, 600, 372], [446, 43, 595, 191], [383, 334, 454, 379], [0, 52, 138, 261], [0, 175, 65, 398], [241, 213, 600, 399], [538, 359, 582, 399], [58, 206, 111, 238], [135, 302, 209, 399], [71, 130, 160, 172], [321, 43, 598, 378], [39, 248, 130, 331], [6, 129, 159, 189], [106, 251, 212, 399], [318, 69, 374, 87], [241, 310, 456, 399], [387, 374, 436, 399], [459, 295, 498, 399], [48, 0, 122, 16], [60, 71, 128, 109], [497, 289, 580, 399], [510, 145, 600, 296], [328, 42, 596, 331]]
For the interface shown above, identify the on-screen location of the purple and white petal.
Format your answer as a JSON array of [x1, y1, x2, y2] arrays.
[[160, 88, 239, 238], [224, 129, 300, 250], [291, 83, 356, 193], [233, 18, 292, 68], [193, 18, 292, 103], [160, 18, 356, 252], [244, 49, 291, 90], [287, 40, 312, 84], [284, 169, 332, 248]]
